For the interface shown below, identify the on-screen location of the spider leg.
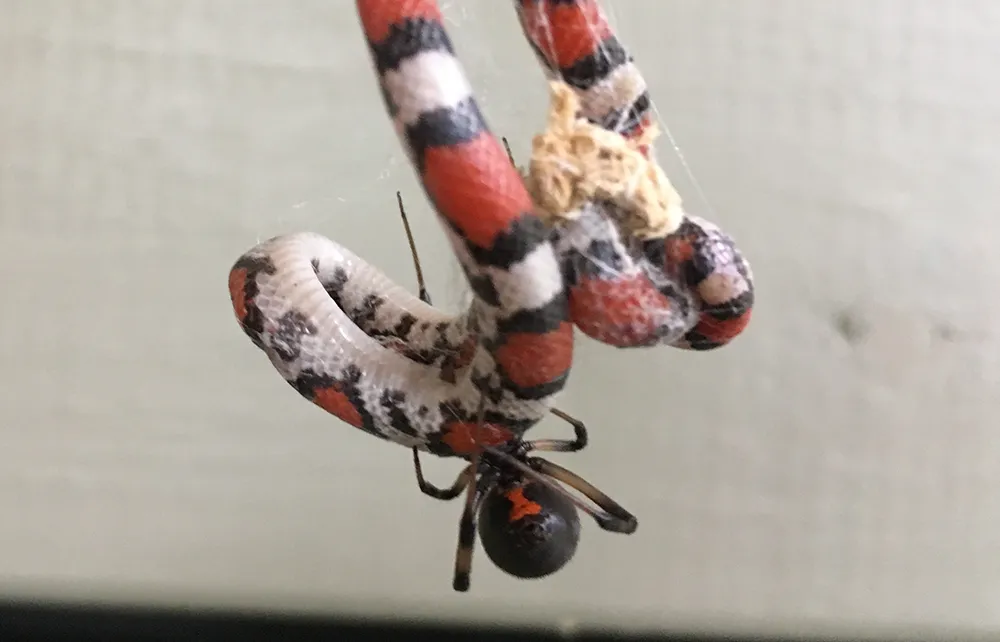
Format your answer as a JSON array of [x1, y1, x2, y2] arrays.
[[451, 393, 492, 592], [412, 448, 473, 501], [401, 189, 466, 498], [397, 190, 432, 305], [528, 456, 637, 534], [524, 408, 588, 453], [480, 444, 638, 535], [501, 136, 517, 168]]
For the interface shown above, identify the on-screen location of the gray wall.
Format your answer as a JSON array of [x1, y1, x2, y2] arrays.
[[1, 0, 998, 638]]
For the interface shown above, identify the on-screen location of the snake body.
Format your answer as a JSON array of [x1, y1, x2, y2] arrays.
[[516, 0, 754, 350], [228, 0, 754, 457]]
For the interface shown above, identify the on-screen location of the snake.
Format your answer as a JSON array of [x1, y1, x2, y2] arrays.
[[227, 0, 755, 459]]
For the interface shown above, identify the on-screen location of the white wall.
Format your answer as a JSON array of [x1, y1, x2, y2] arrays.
[[1, 0, 998, 638]]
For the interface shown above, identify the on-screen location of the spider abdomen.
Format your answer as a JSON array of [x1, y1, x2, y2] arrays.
[[477, 480, 581, 579]]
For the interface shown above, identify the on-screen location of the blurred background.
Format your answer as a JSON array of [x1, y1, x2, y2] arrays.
[[1, 0, 998, 639]]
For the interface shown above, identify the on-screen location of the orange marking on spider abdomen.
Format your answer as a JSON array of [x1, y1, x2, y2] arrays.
[[313, 385, 364, 429], [505, 486, 543, 523], [356, 0, 442, 45], [519, 0, 612, 69], [569, 275, 675, 347], [494, 322, 574, 389], [441, 421, 516, 456], [228, 268, 249, 321], [422, 133, 535, 250]]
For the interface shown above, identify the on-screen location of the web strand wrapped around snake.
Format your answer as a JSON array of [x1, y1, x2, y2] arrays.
[[227, 0, 754, 590]]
